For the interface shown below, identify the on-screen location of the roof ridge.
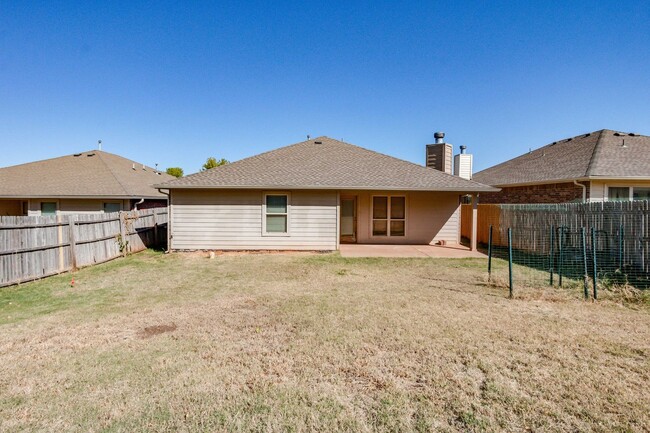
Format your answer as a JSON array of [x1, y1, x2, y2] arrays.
[[584, 129, 607, 177], [0, 150, 94, 170], [322, 136, 492, 188], [167, 137, 319, 184], [96, 151, 131, 196]]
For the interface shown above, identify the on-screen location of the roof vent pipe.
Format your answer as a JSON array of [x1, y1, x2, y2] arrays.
[[460, 145, 467, 154], [434, 132, 445, 144]]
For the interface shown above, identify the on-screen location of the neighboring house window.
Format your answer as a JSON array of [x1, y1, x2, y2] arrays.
[[608, 186, 650, 201], [633, 188, 650, 201], [103, 202, 122, 213], [608, 187, 630, 201], [263, 193, 289, 235], [372, 196, 405, 236], [40, 202, 57, 215]]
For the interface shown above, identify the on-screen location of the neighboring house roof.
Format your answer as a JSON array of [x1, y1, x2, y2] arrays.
[[473, 129, 650, 187], [156, 136, 497, 192], [0, 150, 174, 198]]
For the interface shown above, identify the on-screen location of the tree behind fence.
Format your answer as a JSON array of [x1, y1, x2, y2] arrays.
[[0, 208, 168, 287]]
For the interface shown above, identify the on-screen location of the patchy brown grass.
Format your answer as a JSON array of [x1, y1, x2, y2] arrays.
[[1, 250, 649, 432]]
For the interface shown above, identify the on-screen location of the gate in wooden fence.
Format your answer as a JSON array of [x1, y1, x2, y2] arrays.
[[0, 208, 168, 287]]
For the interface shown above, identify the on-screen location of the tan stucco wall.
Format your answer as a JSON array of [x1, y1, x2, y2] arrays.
[[347, 190, 460, 245]]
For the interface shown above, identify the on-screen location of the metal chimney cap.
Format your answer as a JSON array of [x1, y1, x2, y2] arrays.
[[460, 145, 467, 154], [434, 132, 445, 139]]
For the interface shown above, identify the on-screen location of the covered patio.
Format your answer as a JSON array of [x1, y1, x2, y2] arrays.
[[339, 244, 486, 258]]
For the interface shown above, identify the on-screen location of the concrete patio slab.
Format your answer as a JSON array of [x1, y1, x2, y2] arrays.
[[339, 244, 486, 258]]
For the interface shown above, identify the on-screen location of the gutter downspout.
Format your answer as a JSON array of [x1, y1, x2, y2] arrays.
[[574, 180, 587, 203], [133, 198, 145, 211], [157, 188, 171, 253]]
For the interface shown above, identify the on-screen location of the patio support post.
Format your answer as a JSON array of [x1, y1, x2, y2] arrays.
[[471, 194, 478, 251]]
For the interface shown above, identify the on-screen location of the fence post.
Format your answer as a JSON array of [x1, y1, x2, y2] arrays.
[[558, 227, 563, 287], [487, 225, 493, 282], [508, 227, 513, 299], [549, 225, 555, 286], [57, 213, 65, 272], [119, 211, 127, 256], [591, 227, 597, 300], [581, 227, 588, 300], [618, 223, 624, 271], [68, 217, 77, 271], [153, 210, 158, 247]]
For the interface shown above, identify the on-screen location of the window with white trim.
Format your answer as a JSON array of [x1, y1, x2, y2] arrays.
[[263, 193, 289, 235], [608, 187, 630, 201], [372, 196, 405, 236], [633, 187, 650, 201], [608, 186, 650, 201]]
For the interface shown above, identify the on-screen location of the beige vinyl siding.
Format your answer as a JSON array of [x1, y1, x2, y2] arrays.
[[432, 203, 460, 243], [171, 189, 338, 250], [352, 190, 460, 245]]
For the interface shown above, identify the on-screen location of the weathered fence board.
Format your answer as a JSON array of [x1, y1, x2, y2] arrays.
[[464, 201, 650, 277], [0, 208, 168, 287]]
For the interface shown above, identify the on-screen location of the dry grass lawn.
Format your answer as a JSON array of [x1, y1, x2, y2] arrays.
[[1, 250, 649, 432]]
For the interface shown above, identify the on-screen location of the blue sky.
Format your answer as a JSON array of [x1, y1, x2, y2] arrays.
[[1, 1, 649, 174]]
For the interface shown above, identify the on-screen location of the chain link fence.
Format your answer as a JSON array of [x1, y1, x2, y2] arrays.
[[481, 201, 650, 299]]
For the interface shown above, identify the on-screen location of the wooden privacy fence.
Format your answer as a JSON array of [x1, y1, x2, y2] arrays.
[[463, 201, 650, 275], [0, 208, 168, 287], [460, 204, 501, 245]]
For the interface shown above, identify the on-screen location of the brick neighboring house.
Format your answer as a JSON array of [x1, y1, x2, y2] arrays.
[[0, 150, 174, 216], [473, 129, 650, 204]]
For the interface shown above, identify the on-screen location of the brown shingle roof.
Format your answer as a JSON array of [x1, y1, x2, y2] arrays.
[[473, 129, 650, 186], [156, 136, 497, 192], [0, 150, 174, 198]]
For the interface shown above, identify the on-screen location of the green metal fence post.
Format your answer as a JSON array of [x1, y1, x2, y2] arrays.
[[549, 225, 555, 286], [487, 225, 493, 282], [508, 228, 513, 299], [558, 227, 564, 287], [581, 227, 589, 300], [591, 227, 598, 300]]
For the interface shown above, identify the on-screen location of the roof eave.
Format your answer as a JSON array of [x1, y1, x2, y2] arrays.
[[586, 175, 650, 181], [153, 184, 499, 193], [0, 195, 167, 199], [483, 177, 590, 188]]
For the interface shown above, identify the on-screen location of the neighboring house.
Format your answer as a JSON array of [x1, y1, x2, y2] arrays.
[[156, 136, 496, 251], [473, 129, 650, 204], [0, 150, 174, 216]]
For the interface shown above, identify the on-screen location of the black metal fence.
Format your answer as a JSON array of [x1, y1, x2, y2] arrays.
[[484, 201, 650, 299]]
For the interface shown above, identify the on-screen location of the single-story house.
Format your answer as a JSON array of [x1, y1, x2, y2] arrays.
[[473, 129, 650, 203], [0, 150, 174, 216], [156, 136, 497, 251]]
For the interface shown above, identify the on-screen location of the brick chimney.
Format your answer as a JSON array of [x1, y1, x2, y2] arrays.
[[426, 132, 452, 174]]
